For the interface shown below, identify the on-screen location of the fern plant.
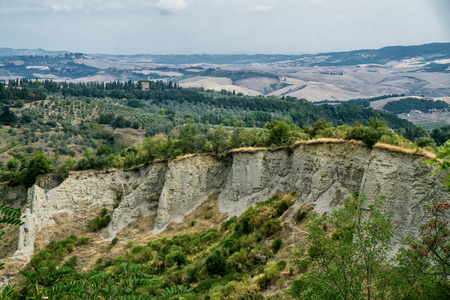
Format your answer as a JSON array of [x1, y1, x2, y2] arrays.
[[0, 204, 24, 270], [160, 285, 191, 299]]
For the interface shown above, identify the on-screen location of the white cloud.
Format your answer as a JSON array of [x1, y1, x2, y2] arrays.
[[156, 0, 188, 13], [0, 0, 184, 14], [243, 5, 274, 12]]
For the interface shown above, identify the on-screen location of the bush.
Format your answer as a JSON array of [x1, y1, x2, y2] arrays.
[[113, 256, 126, 264], [272, 238, 283, 253], [86, 208, 111, 232], [296, 259, 309, 273], [234, 216, 253, 235], [290, 279, 307, 298], [308, 245, 320, 258], [223, 238, 239, 255], [75, 237, 90, 246], [276, 260, 287, 270], [104, 259, 113, 267], [276, 200, 290, 216], [295, 209, 308, 223], [131, 245, 145, 254], [206, 251, 228, 275], [63, 255, 78, 268], [167, 250, 187, 268], [257, 261, 286, 289], [262, 218, 280, 237], [221, 216, 237, 232], [362, 127, 382, 149]]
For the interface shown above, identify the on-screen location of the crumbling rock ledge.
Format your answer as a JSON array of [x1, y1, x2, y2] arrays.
[[7, 140, 448, 261]]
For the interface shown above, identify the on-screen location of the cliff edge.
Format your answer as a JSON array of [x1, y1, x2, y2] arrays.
[[6, 140, 448, 263]]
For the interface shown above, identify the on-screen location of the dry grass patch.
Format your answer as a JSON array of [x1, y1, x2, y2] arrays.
[[374, 143, 435, 158], [229, 147, 268, 153]]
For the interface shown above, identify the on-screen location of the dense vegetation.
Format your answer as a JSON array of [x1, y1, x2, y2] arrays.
[[430, 125, 450, 146], [0, 78, 436, 189], [0, 115, 424, 187], [1, 78, 446, 189], [315, 94, 406, 107], [1, 78, 449, 298], [383, 97, 449, 114], [2, 184, 449, 299], [0, 79, 419, 133]]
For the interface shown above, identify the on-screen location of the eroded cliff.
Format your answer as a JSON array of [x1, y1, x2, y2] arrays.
[[5, 140, 449, 263]]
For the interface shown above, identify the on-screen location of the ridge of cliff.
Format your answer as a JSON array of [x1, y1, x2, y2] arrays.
[[3, 140, 448, 267]]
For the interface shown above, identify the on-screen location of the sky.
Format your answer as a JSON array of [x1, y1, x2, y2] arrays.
[[0, 0, 448, 55]]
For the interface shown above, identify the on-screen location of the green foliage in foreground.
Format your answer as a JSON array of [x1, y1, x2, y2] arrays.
[[11, 195, 296, 299], [3, 182, 450, 299], [290, 195, 450, 299], [290, 194, 394, 299], [3, 138, 450, 299], [0, 204, 23, 270], [287, 143, 450, 299]]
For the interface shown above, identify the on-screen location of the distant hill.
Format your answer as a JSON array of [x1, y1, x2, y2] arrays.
[[1, 42, 449, 65], [311, 43, 450, 66], [0, 47, 70, 57], [1, 43, 449, 101], [92, 43, 450, 65]]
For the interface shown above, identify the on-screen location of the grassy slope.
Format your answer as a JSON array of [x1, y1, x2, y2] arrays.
[[15, 193, 309, 299]]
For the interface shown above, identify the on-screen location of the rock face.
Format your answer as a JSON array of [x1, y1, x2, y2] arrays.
[[3, 141, 448, 261]]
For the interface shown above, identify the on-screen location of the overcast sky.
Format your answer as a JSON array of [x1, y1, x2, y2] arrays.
[[0, 0, 448, 55]]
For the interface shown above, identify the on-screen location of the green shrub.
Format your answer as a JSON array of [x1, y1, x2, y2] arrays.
[[131, 245, 145, 254], [256, 273, 271, 289], [126, 240, 135, 249], [113, 256, 126, 264], [75, 237, 90, 246], [276, 260, 287, 270], [234, 216, 253, 235], [296, 259, 309, 273], [276, 200, 290, 216], [115, 190, 124, 201], [295, 209, 307, 223], [290, 279, 307, 298], [63, 255, 78, 268], [362, 127, 382, 149], [223, 238, 239, 255], [111, 237, 119, 246], [308, 245, 320, 258], [201, 229, 218, 242], [272, 238, 283, 253], [261, 218, 280, 237], [86, 208, 111, 232], [65, 243, 75, 253], [167, 250, 187, 268], [257, 262, 285, 289], [206, 251, 228, 275], [186, 264, 201, 283], [195, 278, 216, 292], [104, 259, 113, 267], [221, 216, 237, 232]]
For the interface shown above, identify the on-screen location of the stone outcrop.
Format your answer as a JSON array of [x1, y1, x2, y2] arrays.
[[2, 140, 448, 262]]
